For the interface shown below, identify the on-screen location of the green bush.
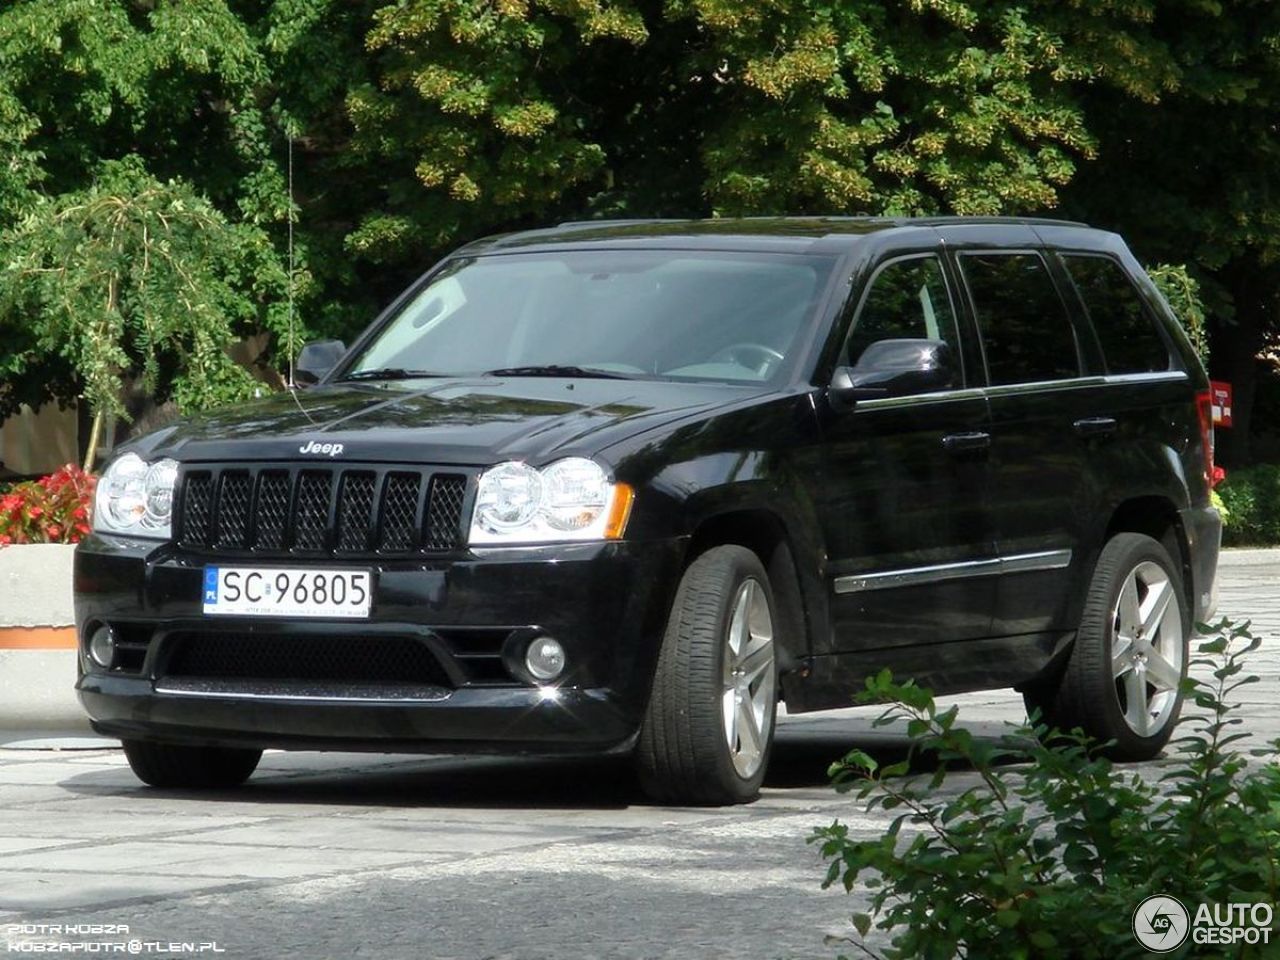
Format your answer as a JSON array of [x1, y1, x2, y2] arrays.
[[811, 618, 1280, 960], [1218, 465, 1280, 546]]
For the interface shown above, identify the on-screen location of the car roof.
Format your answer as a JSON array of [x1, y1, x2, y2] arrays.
[[456, 215, 1097, 256]]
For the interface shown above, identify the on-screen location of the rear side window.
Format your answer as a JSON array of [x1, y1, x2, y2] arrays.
[[960, 253, 1080, 386], [1063, 255, 1172, 374]]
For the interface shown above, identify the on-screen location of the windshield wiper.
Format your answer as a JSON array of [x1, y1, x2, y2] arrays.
[[340, 368, 446, 382], [482, 365, 636, 380]]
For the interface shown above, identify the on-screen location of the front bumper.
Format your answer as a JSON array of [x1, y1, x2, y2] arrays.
[[74, 535, 686, 754]]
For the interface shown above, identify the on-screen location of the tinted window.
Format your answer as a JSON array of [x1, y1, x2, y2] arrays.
[[1064, 255, 1171, 374], [842, 256, 959, 367], [348, 250, 836, 383], [961, 253, 1080, 385]]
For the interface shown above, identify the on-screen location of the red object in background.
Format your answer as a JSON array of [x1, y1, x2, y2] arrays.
[[1212, 465, 1226, 488], [1210, 380, 1233, 427], [0, 463, 96, 546]]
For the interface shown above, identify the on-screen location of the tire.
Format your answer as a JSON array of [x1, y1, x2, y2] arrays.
[[1024, 532, 1189, 760], [122, 740, 262, 789], [635, 545, 779, 805]]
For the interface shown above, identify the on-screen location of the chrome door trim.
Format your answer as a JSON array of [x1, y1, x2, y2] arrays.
[[853, 387, 987, 410], [848, 371, 1188, 412], [833, 549, 1073, 594], [1000, 549, 1074, 575]]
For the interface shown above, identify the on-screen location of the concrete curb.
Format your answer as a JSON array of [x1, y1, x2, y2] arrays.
[[1219, 547, 1280, 567], [0, 543, 75, 627], [0, 543, 88, 733]]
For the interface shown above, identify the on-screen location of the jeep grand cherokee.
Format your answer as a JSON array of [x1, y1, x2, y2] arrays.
[[75, 217, 1221, 805]]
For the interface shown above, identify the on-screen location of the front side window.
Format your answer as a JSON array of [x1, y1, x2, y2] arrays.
[[345, 250, 837, 383], [1063, 255, 1172, 374], [841, 256, 960, 368], [961, 253, 1080, 386]]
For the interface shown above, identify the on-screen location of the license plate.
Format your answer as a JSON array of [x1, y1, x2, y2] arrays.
[[202, 567, 373, 619]]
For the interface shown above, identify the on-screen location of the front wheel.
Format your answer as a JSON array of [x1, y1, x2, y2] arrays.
[[122, 740, 262, 789], [1024, 532, 1189, 759], [635, 545, 779, 805]]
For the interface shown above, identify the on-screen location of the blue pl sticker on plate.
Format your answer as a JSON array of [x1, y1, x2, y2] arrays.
[[203, 567, 220, 604]]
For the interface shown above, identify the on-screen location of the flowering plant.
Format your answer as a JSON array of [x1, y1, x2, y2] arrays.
[[0, 464, 97, 545]]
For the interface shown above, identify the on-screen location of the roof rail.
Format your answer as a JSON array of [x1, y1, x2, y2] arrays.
[[555, 218, 689, 229], [552, 214, 1091, 229], [909, 215, 1090, 228]]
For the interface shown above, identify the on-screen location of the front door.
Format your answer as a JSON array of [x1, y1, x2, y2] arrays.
[[814, 252, 996, 652]]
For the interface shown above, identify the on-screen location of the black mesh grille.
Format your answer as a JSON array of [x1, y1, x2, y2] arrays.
[[294, 472, 333, 551], [162, 632, 452, 688], [425, 475, 466, 551], [254, 472, 290, 550], [215, 472, 251, 548], [176, 465, 468, 556], [379, 474, 420, 552], [181, 474, 213, 547], [336, 472, 376, 552]]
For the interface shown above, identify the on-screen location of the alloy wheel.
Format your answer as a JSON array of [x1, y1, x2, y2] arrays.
[[1111, 560, 1184, 737], [721, 578, 776, 778]]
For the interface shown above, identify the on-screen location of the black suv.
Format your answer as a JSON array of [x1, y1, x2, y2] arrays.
[[76, 217, 1221, 804]]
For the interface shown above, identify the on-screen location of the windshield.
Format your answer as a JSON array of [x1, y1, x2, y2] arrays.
[[344, 250, 837, 383]]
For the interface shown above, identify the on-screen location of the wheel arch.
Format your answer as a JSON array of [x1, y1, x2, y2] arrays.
[[1103, 495, 1194, 614], [684, 508, 819, 676]]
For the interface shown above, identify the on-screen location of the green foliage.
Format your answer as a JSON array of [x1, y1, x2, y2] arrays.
[[1218, 465, 1280, 546], [811, 619, 1280, 960], [0, 158, 286, 427], [1149, 264, 1210, 366], [0, 0, 307, 429], [343, 0, 1177, 264]]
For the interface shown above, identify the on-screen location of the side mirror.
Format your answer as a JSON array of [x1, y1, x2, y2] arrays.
[[294, 340, 347, 386], [829, 339, 956, 410]]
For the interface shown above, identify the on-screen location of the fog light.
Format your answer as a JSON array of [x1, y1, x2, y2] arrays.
[[525, 636, 566, 682], [88, 625, 115, 669]]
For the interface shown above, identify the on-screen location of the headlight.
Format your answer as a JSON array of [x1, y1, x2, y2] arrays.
[[469, 458, 633, 545], [93, 453, 179, 539]]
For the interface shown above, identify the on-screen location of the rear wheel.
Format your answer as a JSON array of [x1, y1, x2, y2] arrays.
[[1024, 532, 1188, 759], [636, 545, 778, 805], [122, 740, 262, 789]]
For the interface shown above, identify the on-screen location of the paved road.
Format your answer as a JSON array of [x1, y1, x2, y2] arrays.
[[1, 550, 1277, 959]]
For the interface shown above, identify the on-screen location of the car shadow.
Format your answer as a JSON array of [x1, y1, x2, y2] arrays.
[[766, 717, 1027, 789], [55, 718, 1026, 808]]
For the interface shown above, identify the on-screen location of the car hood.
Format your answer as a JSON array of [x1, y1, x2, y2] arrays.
[[139, 377, 763, 466]]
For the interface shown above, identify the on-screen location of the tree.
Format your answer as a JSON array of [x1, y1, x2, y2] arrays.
[[0, 158, 287, 469], [1058, 1, 1280, 464], [339, 1, 1175, 251]]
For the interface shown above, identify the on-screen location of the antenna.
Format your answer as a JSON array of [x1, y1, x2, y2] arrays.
[[286, 133, 296, 390]]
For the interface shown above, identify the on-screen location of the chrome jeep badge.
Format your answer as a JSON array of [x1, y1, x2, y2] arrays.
[[299, 440, 344, 457]]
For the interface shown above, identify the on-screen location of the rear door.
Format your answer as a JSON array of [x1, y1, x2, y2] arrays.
[[815, 234, 997, 652], [945, 227, 1100, 637]]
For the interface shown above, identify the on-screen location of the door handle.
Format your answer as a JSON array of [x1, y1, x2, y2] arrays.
[[1073, 416, 1117, 439], [942, 431, 991, 455]]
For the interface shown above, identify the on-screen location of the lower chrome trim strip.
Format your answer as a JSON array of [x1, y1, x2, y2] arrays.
[[833, 548, 1072, 594], [1000, 549, 1074, 575], [154, 679, 453, 703]]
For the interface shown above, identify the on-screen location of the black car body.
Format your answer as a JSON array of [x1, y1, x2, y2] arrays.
[[76, 217, 1221, 803]]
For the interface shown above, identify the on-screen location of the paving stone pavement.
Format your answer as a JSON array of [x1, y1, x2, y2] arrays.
[[0, 550, 1277, 959]]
